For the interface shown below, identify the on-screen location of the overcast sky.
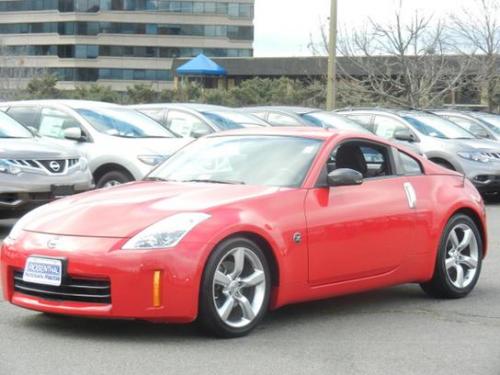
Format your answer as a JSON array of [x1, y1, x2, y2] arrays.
[[254, 0, 471, 56]]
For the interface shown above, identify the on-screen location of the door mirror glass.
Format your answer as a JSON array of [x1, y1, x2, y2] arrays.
[[327, 168, 363, 187], [394, 129, 415, 142]]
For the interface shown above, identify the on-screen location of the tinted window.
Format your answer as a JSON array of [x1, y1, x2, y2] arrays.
[[166, 110, 212, 137], [267, 112, 302, 126], [39, 107, 81, 139], [399, 151, 423, 175], [7, 106, 40, 128], [373, 116, 407, 138], [403, 114, 475, 139], [446, 116, 490, 138]]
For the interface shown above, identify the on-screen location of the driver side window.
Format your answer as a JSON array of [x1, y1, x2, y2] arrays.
[[328, 141, 394, 179], [373, 116, 407, 139], [39, 108, 82, 139], [166, 110, 213, 138]]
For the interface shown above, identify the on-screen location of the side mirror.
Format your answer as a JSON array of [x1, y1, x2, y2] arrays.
[[191, 128, 212, 139], [64, 127, 85, 141], [394, 129, 416, 142], [327, 168, 363, 187]]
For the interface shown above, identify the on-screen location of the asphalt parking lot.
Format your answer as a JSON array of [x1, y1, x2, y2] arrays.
[[1, 205, 500, 375]]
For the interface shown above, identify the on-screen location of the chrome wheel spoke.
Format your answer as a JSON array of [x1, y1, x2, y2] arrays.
[[236, 295, 255, 321], [457, 229, 472, 252], [241, 270, 265, 287], [455, 264, 465, 288], [459, 255, 478, 269], [445, 257, 455, 271], [449, 230, 460, 249], [230, 248, 245, 279], [218, 296, 236, 321], [214, 271, 231, 287]]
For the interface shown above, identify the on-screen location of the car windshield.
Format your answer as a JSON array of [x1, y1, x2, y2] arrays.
[[204, 111, 268, 127], [76, 108, 175, 138], [148, 135, 323, 187], [302, 112, 372, 133], [403, 114, 475, 139], [0, 112, 33, 138], [201, 111, 245, 130], [473, 114, 500, 135]]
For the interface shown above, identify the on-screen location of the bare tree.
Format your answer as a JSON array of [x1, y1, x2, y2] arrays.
[[0, 40, 45, 99], [451, 0, 500, 111], [310, 2, 473, 108]]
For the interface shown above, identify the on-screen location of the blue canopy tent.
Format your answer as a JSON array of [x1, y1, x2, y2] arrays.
[[175, 54, 227, 89]]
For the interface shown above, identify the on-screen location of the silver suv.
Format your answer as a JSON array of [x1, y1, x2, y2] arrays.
[[0, 110, 93, 218], [338, 108, 500, 195], [2, 100, 192, 187], [432, 110, 500, 141]]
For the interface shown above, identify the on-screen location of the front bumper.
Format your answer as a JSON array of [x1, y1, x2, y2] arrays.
[[0, 170, 94, 214], [462, 161, 500, 193], [1, 232, 209, 323]]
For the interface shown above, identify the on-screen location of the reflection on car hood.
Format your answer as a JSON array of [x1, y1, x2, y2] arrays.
[[22, 181, 279, 237], [0, 137, 78, 159]]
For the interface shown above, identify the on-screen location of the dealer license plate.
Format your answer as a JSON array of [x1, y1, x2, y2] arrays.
[[23, 257, 63, 286]]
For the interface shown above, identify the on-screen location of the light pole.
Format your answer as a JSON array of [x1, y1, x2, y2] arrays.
[[326, 0, 338, 110]]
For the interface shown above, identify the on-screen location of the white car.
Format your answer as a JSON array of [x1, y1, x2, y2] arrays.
[[1, 100, 193, 187]]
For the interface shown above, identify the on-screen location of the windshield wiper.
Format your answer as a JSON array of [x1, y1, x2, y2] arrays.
[[182, 179, 245, 185]]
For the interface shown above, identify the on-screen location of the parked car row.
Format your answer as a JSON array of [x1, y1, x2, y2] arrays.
[[1, 100, 500, 219]]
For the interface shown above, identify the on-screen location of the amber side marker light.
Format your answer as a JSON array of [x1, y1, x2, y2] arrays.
[[153, 270, 162, 307]]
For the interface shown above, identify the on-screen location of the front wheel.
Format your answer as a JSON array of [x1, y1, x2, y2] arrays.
[[420, 214, 483, 299], [96, 170, 133, 188], [198, 237, 271, 338]]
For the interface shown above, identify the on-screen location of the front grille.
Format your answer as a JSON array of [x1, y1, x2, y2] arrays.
[[13, 270, 111, 304], [480, 152, 500, 160], [37, 160, 66, 174]]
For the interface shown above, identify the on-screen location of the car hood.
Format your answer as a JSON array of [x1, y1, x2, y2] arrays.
[[22, 181, 279, 237], [0, 137, 77, 159], [444, 138, 500, 152]]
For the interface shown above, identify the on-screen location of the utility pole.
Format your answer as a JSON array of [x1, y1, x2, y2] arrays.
[[326, 0, 338, 110]]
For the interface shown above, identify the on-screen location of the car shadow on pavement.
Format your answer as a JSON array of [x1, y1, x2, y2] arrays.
[[16, 284, 439, 341]]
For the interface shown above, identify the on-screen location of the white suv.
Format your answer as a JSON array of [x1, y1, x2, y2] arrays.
[[2, 100, 192, 187]]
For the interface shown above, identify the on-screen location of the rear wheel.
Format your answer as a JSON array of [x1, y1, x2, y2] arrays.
[[198, 237, 271, 338], [420, 214, 482, 298], [96, 170, 133, 188]]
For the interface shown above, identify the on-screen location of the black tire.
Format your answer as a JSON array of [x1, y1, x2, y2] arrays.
[[96, 170, 133, 188], [198, 237, 271, 338], [420, 214, 483, 299]]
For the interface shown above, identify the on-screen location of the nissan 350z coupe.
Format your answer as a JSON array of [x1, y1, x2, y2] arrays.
[[1, 128, 487, 337]]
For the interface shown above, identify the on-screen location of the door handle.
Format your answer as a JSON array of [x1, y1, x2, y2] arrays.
[[403, 182, 417, 209]]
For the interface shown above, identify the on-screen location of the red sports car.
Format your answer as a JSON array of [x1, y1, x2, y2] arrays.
[[1, 128, 487, 337]]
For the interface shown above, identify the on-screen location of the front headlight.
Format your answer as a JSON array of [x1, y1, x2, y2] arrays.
[[79, 157, 88, 171], [0, 159, 21, 175], [137, 155, 167, 166], [457, 152, 491, 163], [122, 213, 210, 250]]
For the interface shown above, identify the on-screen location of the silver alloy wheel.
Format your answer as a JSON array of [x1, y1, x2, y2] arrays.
[[445, 223, 479, 289], [103, 180, 122, 188], [213, 247, 266, 328]]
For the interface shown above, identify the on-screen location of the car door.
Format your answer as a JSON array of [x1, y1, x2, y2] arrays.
[[305, 139, 416, 285]]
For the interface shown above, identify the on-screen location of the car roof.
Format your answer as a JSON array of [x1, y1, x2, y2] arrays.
[[242, 106, 320, 115], [2, 100, 122, 109], [130, 103, 228, 111], [205, 126, 385, 142], [338, 108, 438, 118]]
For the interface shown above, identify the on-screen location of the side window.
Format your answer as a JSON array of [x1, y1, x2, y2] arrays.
[[399, 151, 423, 175], [7, 106, 40, 129], [373, 116, 407, 139], [331, 141, 394, 178], [39, 108, 82, 139], [166, 110, 213, 138], [251, 111, 268, 120], [447, 116, 490, 138], [139, 109, 165, 125], [267, 112, 302, 126], [346, 114, 373, 132]]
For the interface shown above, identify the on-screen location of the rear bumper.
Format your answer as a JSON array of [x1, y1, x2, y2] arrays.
[[1, 232, 209, 323]]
